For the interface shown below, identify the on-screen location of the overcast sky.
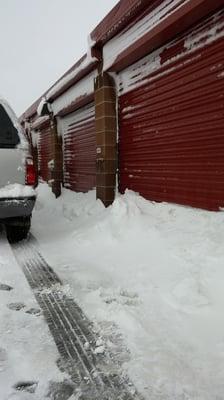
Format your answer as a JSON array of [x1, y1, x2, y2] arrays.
[[0, 0, 118, 116]]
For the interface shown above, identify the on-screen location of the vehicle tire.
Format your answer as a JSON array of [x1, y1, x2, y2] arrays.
[[6, 216, 31, 243]]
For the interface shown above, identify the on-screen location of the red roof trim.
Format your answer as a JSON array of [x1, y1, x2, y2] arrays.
[[107, 0, 224, 72], [90, 0, 156, 47]]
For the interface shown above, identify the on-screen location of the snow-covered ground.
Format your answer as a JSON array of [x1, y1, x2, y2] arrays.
[[32, 184, 224, 400], [0, 231, 67, 400]]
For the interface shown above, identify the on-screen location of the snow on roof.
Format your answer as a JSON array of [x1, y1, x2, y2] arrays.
[[117, 8, 224, 96], [22, 53, 98, 122], [103, 0, 190, 71], [90, 0, 148, 46], [20, 1, 158, 120], [31, 115, 50, 130], [19, 97, 41, 122], [37, 97, 47, 117], [51, 71, 95, 116], [46, 53, 98, 102], [37, 97, 53, 117]]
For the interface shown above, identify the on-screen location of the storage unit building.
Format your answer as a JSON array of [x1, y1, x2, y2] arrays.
[[91, 0, 224, 210], [118, 10, 224, 210], [36, 119, 52, 183], [46, 56, 97, 193], [20, 0, 224, 211]]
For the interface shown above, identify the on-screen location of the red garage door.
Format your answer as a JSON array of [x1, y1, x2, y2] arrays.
[[119, 10, 224, 210], [37, 120, 52, 183], [63, 103, 96, 192]]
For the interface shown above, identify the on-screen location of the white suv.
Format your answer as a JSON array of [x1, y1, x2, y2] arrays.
[[0, 98, 36, 242]]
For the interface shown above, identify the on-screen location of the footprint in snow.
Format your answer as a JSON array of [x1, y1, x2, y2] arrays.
[[0, 347, 7, 362], [7, 302, 26, 311], [13, 381, 38, 394], [0, 283, 13, 291], [102, 288, 140, 306], [25, 308, 41, 316], [7, 303, 42, 316]]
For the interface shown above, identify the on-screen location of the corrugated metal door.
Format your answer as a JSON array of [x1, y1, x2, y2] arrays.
[[118, 10, 224, 210], [62, 103, 96, 192], [37, 121, 52, 183]]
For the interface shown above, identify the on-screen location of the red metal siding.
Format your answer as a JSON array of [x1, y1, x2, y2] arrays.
[[63, 103, 96, 192], [119, 11, 224, 211], [37, 122, 52, 183]]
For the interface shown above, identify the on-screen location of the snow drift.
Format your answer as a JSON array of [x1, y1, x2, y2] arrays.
[[33, 184, 224, 400]]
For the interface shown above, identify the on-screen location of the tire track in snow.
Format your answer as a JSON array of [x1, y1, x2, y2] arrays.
[[11, 235, 144, 400]]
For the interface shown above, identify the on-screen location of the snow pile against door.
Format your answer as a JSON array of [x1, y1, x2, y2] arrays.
[[33, 183, 224, 400]]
